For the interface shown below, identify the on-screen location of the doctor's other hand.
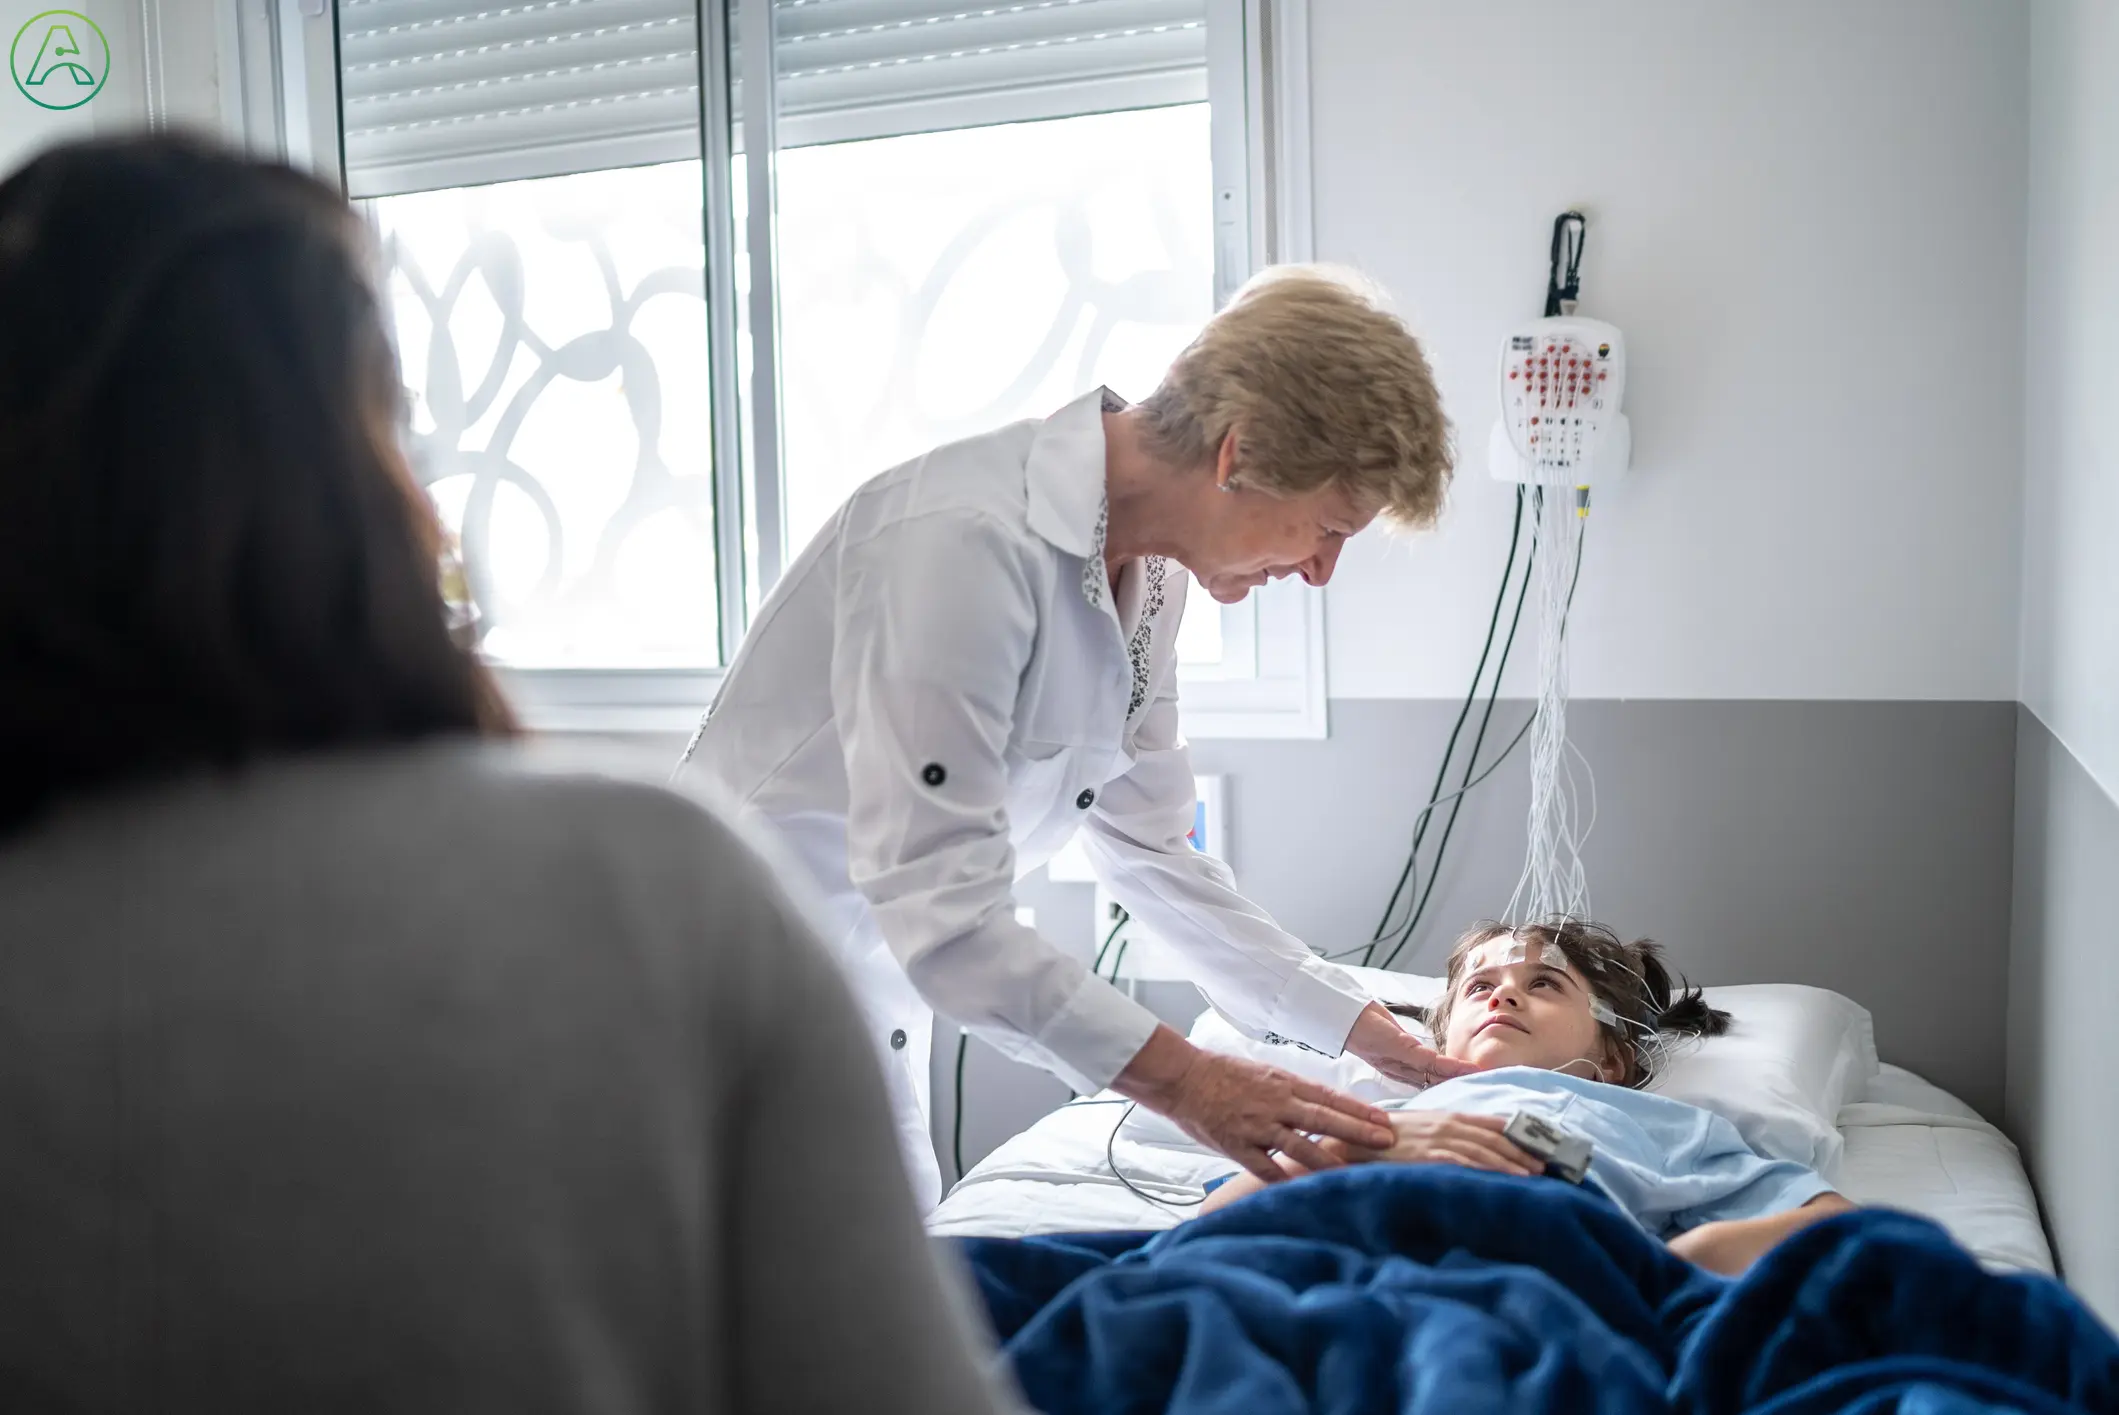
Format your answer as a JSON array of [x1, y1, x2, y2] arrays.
[[1346, 1001, 1480, 1087], [1112, 1025, 1394, 1184]]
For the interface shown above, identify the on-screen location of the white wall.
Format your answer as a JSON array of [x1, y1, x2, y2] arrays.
[[1311, 0, 2028, 702], [0, 0, 112, 173], [2022, 0, 2119, 802], [0, 0, 230, 179], [7, 1, 2033, 708]]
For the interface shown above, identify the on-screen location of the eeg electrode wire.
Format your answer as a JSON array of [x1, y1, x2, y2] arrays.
[[1365, 210, 1597, 970], [1358, 496, 1585, 971], [1362, 486, 1528, 965]]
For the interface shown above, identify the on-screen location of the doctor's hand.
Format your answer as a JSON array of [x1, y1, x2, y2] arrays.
[[1345, 1002, 1481, 1087], [1112, 1025, 1395, 1185]]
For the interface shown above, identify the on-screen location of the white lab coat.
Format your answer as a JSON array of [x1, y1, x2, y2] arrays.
[[677, 387, 1373, 1208]]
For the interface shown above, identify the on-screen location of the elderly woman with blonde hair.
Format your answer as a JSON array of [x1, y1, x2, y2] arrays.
[[679, 267, 1463, 1208]]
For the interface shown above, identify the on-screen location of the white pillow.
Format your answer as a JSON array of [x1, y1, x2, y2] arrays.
[[1186, 965, 1879, 1177], [1653, 983, 1879, 1178]]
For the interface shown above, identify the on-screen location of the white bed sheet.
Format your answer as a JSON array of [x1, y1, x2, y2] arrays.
[[928, 1097, 1209, 1240], [1834, 1064, 2054, 1274], [929, 1064, 2055, 1276]]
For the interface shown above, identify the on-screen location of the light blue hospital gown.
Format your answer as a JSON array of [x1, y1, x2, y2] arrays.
[[1221, 1067, 1833, 1238]]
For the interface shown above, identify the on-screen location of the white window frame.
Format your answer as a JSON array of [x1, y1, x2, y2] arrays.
[[226, 0, 1325, 740], [1200, 0, 1326, 740]]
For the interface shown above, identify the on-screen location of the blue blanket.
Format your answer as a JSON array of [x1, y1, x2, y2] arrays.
[[955, 1167, 2119, 1414]]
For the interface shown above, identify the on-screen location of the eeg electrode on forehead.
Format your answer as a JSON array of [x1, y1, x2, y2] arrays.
[[1462, 933, 1569, 975]]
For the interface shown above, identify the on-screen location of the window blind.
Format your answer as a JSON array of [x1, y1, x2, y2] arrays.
[[748, 0, 1209, 149], [341, 0, 1208, 199], [340, 0, 703, 198]]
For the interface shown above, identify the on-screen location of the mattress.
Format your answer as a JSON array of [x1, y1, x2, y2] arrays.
[[929, 1063, 2056, 1276], [1834, 1063, 2054, 1274]]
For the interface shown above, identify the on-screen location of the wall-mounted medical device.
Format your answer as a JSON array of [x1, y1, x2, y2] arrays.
[[1488, 210, 1630, 492], [1369, 212, 1625, 970], [1488, 315, 1630, 488]]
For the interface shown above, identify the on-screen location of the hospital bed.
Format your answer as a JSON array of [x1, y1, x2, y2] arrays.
[[932, 967, 2094, 1413], [930, 965, 2055, 1277]]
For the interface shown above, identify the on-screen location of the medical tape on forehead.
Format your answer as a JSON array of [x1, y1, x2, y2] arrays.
[[1465, 936, 1569, 974]]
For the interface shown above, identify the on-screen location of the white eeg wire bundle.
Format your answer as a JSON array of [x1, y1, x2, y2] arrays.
[[1503, 486, 1598, 928]]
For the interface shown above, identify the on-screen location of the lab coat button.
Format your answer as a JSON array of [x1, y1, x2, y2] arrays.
[[921, 763, 946, 787], [889, 1029, 907, 1050], [1076, 789, 1096, 810]]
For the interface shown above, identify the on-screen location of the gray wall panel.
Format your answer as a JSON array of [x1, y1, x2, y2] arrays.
[[2005, 707, 2119, 1323], [936, 698, 2019, 1180]]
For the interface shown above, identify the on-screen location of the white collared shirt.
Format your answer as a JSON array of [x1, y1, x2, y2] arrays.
[[681, 387, 1372, 1102]]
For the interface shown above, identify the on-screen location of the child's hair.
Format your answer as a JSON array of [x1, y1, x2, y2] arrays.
[[1387, 919, 1730, 1088]]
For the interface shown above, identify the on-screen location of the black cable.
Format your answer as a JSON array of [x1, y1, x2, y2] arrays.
[[1366, 486, 1523, 956], [1326, 708, 1536, 960], [962, 907, 1133, 1180], [1379, 501, 1589, 971], [1366, 208, 1593, 972], [1090, 911, 1206, 1207], [1393, 497, 1590, 963], [1091, 907, 1129, 974], [1545, 212, 1586, 318], [1376, 497, 1545, 971], [1366, 489, 1535, 966], [1105, 1102, 1208, 1209], [1396, 505, 1581, 952], [952, 1031, 969, 1182], [1365, 486, 1528, 965]]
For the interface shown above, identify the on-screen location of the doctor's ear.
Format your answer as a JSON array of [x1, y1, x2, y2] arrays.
[[1214, 428, 1242, 491]]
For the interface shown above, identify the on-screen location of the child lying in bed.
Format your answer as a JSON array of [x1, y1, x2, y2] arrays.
[[1199, 919, 1855, 1276]]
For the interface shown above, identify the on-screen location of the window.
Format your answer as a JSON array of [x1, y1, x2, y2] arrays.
[[373, 164, 719, 671], [247, 0, 1323, 736]]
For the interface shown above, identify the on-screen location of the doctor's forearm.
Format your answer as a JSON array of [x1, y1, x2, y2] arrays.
[[1109, 1023, 1200, 1110], [1083, 861, 1371, 1056]]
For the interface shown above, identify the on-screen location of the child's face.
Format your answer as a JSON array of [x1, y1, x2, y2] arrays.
[[1441, 943, 1614, 1080]]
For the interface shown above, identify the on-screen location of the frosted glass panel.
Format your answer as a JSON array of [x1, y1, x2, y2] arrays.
[[371, 163, 720, 669], [771, 102, 1234, 664]]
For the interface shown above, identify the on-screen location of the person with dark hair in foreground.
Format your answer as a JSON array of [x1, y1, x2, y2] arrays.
[[0, 136, 1013, 1413]]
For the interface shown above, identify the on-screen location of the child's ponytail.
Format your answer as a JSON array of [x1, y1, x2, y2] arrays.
[[1655, 985, 1731, 1040]]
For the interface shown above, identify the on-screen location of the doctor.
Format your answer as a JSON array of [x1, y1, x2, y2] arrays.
[[678, 266, 1466, 1208]]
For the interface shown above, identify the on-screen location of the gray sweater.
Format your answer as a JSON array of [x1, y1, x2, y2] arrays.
[[0, 742, 1013, 1413]]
